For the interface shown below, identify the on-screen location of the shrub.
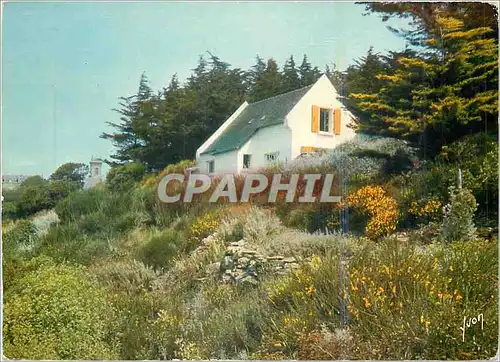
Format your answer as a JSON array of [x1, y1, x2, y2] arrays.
[[2, 220, 39, 291], [48, 179, 80, 202], [296, 326, 354, 360], [439, 187, 478, 243], [243, 206, 283, 243], [17, 176, 54, 216], [160, 159, 196, 177], [408, 199, 443, 225], [138, 229, 186, 270], [278, 203, 342, 233], [90, 258, 158, 294], [186, 211, 223, 246], [55, 187, 108, 223], [347, 238, 498, 360], [106, 162, 146, 193], [3, 260, 118, 359], [34, 223, 113, 265], [347, 185, 399, 240], [1, 201, 19, 220]]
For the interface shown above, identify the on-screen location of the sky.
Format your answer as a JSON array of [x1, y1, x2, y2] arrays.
[[2, 1, 410, 177]]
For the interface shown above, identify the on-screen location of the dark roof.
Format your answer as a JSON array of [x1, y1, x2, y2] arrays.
[[201, 85, 313, 155]]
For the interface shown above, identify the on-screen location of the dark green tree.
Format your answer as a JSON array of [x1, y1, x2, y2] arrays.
[[101, 72, 153, 166], [281, 55, 301, 92], [248, 58, 283, 102], [299, 54, 321, 87], [50, 162, 89, 187], [351, 17, 498, 157]]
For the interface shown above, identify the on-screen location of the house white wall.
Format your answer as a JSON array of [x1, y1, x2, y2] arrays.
[[238, 123, 292, 172], [197, 149, 239, 174], [287, 74, 356, 159]]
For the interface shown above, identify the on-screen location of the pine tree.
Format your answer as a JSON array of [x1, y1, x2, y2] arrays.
[[299, 54, 321, 87], [248, 58, 283, 102], [361, 2, 498, 45], [281, 55, 300, 92], [352, 17, 498, 156], [101, 72, 153, 166]]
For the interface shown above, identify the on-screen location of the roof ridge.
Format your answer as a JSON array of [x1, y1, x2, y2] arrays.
[[248, 84, 314, 106]]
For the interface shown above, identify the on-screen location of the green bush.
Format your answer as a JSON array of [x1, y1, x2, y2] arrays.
[[17, 176, 54, 217], [3, 259, 118, 359], [2, 220, 39, 291], [107, 162, 146, 193], [48, 179, 80, 203], [1, 201, 19, 220], [55, 187, 108, 223], [278, 203, 341, 233], [138, 229, 186, 270], [439, 187, 478, 243], [439, 133, 498, 222], [34, 223, 112, 265], [347, 238, 498, 360]]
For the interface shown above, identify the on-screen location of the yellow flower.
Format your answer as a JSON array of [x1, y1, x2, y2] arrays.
[[362, 297, 371, 308]]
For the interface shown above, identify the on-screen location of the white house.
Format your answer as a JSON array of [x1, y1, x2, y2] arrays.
[[196, 74, 357, 174]]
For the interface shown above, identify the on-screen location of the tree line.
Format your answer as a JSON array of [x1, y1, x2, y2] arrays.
[[102, 2, 498, 171], [101, 54, 322, 171]]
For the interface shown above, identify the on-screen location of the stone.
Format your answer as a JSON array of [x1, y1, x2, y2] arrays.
[[205, 262, 221, 275], [237, 239, 246, 246], [267, 255, 284, 261], [237, 274, 259, 286], [238, 257, 250, 266], [283, 257, 296, 263], [221, 255, 234, 270], [241, 249, 258, 255]]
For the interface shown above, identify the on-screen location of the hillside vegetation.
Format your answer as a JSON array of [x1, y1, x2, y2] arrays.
[[3, 135, 498, 360]]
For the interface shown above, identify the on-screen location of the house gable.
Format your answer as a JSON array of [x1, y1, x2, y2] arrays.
[[286, 74, 357, 159], [199, 85, 313, 156]]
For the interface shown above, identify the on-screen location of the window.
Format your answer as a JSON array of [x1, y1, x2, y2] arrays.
[[265, 152, 280, 163], [243, 154, 251, 169], [319, 108, 330, 132], [207, 160, 215, 173]]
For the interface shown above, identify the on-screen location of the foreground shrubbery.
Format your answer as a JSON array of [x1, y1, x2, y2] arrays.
[[3, 257, 118, 359]]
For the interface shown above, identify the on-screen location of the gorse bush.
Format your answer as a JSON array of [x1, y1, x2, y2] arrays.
[[3, 258, 118, 359], [408, 199, 443, 225], [347, 185, 399, 240], [439, 186, 478, 243], [346, 238, 498, 360], [187, 211, 223, 245]]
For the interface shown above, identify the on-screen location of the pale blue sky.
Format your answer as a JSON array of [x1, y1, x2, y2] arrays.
[[2, 2, 409, 177]]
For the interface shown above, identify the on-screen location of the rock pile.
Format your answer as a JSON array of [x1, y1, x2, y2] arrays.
[[205, 238, 301, 286]]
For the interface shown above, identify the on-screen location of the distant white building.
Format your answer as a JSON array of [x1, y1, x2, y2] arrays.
[[83, 157, 104, 189], [196, 74, 357, 174]]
